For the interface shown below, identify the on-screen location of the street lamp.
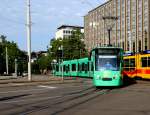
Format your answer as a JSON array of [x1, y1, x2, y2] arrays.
[[102, 16, 118, 46]]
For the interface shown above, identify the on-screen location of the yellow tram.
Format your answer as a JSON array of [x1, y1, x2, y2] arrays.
[[123, 51, 150, 79]]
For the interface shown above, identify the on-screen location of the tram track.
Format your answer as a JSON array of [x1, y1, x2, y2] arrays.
[[14, 88, 112, 115], [0, 86, 95, 114]]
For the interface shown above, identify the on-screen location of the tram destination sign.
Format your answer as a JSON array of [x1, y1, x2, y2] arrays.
[[97, 48, 120, 55]]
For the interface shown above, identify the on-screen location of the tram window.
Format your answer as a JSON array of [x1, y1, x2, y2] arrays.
[[68, 65, 70, 71], [78, 64, 82, 71], [63, 65, 66, 72], [124, 59, 130, 67], [88, 62, 89, 71], [66, 65, 69, 73], [85, 64, 88, 73], [82, 63, 85, 71], [130, 59, 135, 67], [72, 64, 76, 71], [91, 63, 94, 71], [141, 57, 147, 67], [56, 65, 59, 71], [148, 57, 150, 67]]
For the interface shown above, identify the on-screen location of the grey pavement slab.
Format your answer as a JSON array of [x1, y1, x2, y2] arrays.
[[0, 75, 83, 87]]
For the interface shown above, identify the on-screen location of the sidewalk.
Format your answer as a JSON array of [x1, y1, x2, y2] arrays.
[[0, 75, 83, 87]]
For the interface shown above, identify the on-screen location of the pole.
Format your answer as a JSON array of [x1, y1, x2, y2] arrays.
[[61, 45, 64, 82], [27, 0, 32, 81], [6, 46, 8, 74], [15, 59, 17, 77], [108, 29, 111, 46], [102, 16, 118, 46]]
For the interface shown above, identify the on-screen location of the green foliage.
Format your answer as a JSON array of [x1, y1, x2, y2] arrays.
[[48, 38, 62, 60], [0, 35, 27, 75], [37, 55, 52, 73], [48, 29, 88, 62], [32, 61, 40, 74]]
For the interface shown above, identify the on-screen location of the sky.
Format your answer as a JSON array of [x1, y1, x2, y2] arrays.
[[0, 0, 107, 51]]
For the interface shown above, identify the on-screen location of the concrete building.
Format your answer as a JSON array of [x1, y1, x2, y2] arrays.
[[84, 0, 150, 52], [55, 25, 84, 40]]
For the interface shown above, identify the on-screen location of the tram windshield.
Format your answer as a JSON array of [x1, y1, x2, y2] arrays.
[[96, 55, 120, 71]]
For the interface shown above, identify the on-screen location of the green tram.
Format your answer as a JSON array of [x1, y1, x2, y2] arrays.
[[54, 47, 124, 86]]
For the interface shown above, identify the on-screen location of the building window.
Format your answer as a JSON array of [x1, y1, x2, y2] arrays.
[[139, 40, 141, 52], [127, 41, 129, 51], [122, 42, 124, 50], [133, 42, 135, 52]]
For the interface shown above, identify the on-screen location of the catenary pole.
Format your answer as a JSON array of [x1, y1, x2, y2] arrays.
[[6, 46, 8, 74], [15, 59, 17, 77], [27, 0, 32, 81]]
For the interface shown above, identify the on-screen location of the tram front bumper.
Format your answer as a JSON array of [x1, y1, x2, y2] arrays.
[[93, 77, 123, 86]]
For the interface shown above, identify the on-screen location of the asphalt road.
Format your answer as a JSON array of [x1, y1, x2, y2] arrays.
[[0, 80, 150, 115]]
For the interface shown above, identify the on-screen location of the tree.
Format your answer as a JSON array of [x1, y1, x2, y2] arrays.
[[48, 38, 63, 61], [0, 35, 27, 75], [37, 55, 52, 74], [48, 29, 88, 62], [0, 44, 5, 74]]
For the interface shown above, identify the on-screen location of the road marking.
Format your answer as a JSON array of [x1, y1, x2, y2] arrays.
[[0, 85, 91, 94], [0, 88, 51, 94], [37, 85, 57, 89], [8, 83, 26, 86]]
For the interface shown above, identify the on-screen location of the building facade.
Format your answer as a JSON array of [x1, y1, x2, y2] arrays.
[[55, 25, 84, 40], [84, 0, 150, 52]]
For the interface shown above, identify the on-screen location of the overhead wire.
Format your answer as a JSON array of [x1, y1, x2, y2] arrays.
[[79, 0, 94, 8], [0, 15, 25, 25]]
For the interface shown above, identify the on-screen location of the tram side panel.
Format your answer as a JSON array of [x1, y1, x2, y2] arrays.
[[123, 53, 150, 80]]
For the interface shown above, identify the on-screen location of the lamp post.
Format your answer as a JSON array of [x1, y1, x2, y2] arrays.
[[102, 16, 118, 46]]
